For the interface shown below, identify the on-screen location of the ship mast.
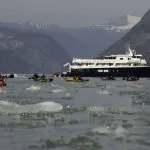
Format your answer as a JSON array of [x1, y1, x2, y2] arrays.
[[126, 44, 135, 56]]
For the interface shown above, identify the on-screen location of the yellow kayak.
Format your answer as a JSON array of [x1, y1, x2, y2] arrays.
[[33, 78, 53, 83], [64, 77, 89, 82], [38, 79, 49, 82], [101, 76, 115, 80]]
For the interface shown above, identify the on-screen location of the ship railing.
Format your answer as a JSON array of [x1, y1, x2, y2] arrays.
[[64, 63, 71, 67], [127, 60, 141, 63], [71, 65, 113, 69]]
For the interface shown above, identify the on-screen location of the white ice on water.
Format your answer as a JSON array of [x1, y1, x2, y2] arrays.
[[26, 85, 41, 91], [0, 100, 63, 114]]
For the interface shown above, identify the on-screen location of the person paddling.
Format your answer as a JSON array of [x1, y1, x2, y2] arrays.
[[41, 74, 47, 80], [31, 73, 39, 81]]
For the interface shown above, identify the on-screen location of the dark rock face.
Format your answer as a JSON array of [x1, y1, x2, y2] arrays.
[[69, 27, 125, 58], [99, 9, 150, 63], [0, 28, 70, 73], [0, 21, 126, 58]]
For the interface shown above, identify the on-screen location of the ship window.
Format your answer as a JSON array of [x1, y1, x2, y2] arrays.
[[104, 69, 109, 72], [120, 58, 123, 60], [109, 63, 113, 66], [105, 57, 112, 59], [110, 57, 116, 59], [98, 69, 103, 72], [133, 56, 141, 58], [96, 63, 101, 66]]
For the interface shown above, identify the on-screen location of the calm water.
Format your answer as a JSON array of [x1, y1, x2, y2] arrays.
[[0, 75, 150, 150]]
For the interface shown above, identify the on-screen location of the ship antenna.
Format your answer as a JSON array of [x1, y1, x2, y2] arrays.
[[125, 43, 133, 56], [125, 43, 129, 54]]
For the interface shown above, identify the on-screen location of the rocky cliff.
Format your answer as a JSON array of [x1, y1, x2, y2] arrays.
[[99, 10, 150, 63], [0, 28, 70, 73]]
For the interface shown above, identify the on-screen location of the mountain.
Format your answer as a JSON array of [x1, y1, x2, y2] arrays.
[[69, 27, 125, 57], [0, 22, 90, 58], [84, 14, 141, 33], [104, 14, 141, 31], [98, 10, 150, 63], [67, 14, 141, 57], [17, 21, 130, 58], [0, 27, 70, 73], [0, 14, 141, 64], [45, 29, 91, 58]]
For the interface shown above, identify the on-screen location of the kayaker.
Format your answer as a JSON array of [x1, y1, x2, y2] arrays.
[[33, 73, 39, 79], [73, 76, 77, 80], [8, 74, 14, 78], [33, 73, 39, 78], [0, 78, 6, 86], [41, 74, 47, 80], [77, 76, 82, 80], [2, 78, 6, 83], [32, 73, 39, 81], [0, 75, 4, 81]]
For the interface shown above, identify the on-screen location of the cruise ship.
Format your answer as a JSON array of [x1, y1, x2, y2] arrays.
[[62, 46, 150, 77]]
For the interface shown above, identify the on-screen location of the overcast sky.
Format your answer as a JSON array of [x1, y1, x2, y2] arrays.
[[0, 0, 149, 27]]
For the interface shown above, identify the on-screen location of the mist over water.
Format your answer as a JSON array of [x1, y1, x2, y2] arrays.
[[0, 75, 150, 150]]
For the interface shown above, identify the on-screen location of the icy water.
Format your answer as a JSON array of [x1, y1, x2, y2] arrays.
[[0, 75, 150, 150]]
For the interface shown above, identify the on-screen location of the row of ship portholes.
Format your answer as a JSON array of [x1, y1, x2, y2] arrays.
[[98, 69, 120, 73]]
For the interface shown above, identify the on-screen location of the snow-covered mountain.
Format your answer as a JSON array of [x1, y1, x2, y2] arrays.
[[0, 14, 141, 33], [88, 14, 141, 32], [0, 14, 141, 58], [99, 9, 150, 63], [106, 14, 141, 26]]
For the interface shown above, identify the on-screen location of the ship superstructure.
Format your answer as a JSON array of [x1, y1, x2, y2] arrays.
[[63, 46, 150, 77]]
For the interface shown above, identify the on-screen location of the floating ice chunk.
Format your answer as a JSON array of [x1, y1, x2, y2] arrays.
[[26, 85, 40, 91], [52, 89, 65, 93], [0, 100, 63, 114], [0, 89, 6, 94], [97, 90, 111, 95], [114, 126, 129, 139], [51, 84, 59, 87], [92, 126, 112, 135]]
